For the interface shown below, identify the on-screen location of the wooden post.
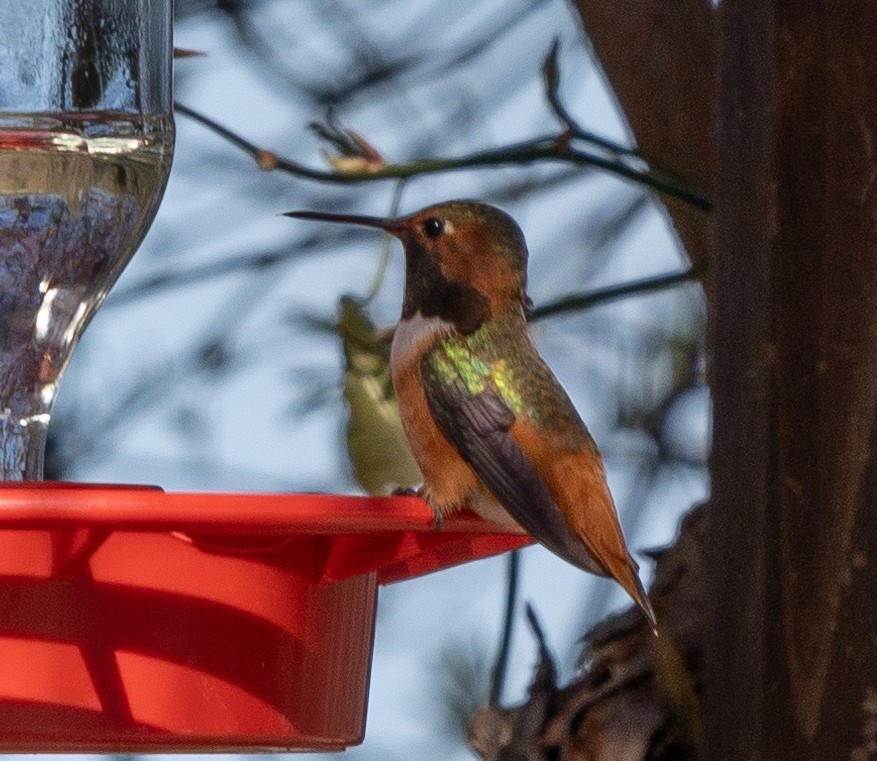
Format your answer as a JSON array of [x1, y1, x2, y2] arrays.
[[708, 2, 877, 757]]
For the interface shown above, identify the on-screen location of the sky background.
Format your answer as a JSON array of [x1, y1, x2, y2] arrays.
[[32, 0, 709, 758]]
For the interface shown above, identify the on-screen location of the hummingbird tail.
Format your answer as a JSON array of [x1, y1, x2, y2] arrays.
[[579, 535, 658, 635], [629, 569, 658, 636]]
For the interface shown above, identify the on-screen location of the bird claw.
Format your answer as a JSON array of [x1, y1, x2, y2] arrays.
[[390, 485, 443, 530]]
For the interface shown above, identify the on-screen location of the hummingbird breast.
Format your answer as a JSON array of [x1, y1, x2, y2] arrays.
[[391, 313, 493, 517]]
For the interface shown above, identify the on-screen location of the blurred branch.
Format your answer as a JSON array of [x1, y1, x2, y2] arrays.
[[363, 179, 406, 303], [542, 40, 696, 202], [107, 246, 308, 306], [524, 603, 553, 668], [489, 550, 520, 706], [542, 38, 638, 159], [110, 223, 701, 321], [106, 225, 372, 307], [571, 0, 715, 271], [470, 604, 558, 761], [174, 101, 710, 210], [530, 263, 705, 322]]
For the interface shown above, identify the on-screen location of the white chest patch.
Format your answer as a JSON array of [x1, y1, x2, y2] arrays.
[[390, 314, 454, 370]]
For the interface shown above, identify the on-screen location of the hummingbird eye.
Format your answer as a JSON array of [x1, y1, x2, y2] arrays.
[[422, 217, 444, 238]]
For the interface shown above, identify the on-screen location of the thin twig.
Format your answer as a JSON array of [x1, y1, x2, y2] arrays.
[[542, 38, 638, 159], [524, 603, 552, 664], [530, 264, 705, 322], [489, 549, 520, 706], [105, 229, 363, 307], [541, 40, 709, 210], [363, 179, 407, 304], [561, 144, 709, 210]]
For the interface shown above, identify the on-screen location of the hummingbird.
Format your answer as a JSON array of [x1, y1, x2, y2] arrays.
[[285, 200, 656, 631]]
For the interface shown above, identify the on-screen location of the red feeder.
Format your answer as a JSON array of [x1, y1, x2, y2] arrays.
[[0, 484, 530, 752]]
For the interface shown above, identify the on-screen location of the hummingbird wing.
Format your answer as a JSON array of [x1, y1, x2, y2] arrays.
[[425, 382, 607, 577], [421, 344, 655, 629]]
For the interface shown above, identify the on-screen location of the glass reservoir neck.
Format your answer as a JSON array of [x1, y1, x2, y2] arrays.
[[0, 406, 50, 481]]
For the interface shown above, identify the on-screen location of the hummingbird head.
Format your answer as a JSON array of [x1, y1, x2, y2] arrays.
[[286, 200, 529, 334]]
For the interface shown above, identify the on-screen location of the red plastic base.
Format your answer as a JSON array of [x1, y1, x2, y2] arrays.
[[0, 485, 529, 752]]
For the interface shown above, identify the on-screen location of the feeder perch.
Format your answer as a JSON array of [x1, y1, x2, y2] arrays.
[[0, 484, 530, 752]]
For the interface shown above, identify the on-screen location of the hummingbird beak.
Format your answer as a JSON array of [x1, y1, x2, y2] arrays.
[[283, 210, 400, 234]]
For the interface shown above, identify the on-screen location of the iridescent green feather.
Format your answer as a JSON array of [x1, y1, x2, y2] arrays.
[[424, 319, 526, 417], [422, 312, 595, 452]]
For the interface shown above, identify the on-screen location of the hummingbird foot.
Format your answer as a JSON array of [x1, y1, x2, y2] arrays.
[[391, 484, 444, 530], [391, 484, 442, 529]]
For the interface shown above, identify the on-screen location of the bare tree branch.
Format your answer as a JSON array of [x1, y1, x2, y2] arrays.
[[174, 101, 711, 210], [530, 264, 704, 322]]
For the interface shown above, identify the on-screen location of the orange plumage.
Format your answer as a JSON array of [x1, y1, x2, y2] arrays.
[[285, 200, 656, 632]]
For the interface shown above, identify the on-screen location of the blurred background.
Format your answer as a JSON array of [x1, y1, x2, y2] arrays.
[[40, 0, 709, 758]]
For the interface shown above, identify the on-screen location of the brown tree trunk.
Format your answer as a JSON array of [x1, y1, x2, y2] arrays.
[[709, 1, 877, 758]]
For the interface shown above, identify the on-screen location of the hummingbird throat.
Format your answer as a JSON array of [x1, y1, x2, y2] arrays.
[[401, 239, 491, 334]]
